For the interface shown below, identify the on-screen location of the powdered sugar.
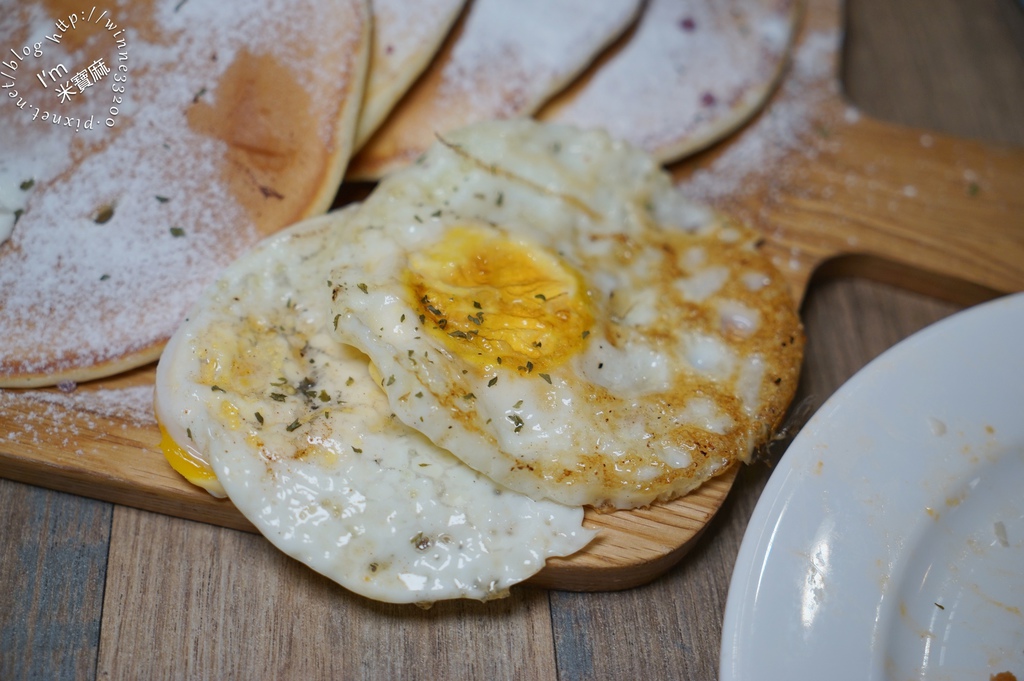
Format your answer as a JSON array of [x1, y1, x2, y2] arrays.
[[438, 0, 640, 117], [349, 0, 640, 177], [371, 0, 465, 71], [678, 29, 841, 202], [540, 0, 797, 163], [0, 0, 367, 383], [355, 0, 466, 145], [0, 384, 155, 428]]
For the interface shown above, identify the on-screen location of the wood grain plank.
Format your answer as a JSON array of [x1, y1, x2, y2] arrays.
[[0, 479, 111, 681], [96, 506, 559, 681]]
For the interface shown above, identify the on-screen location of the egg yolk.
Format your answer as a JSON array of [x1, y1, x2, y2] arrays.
[[406, 224, 593, 373], [158, 422, 226, 498]]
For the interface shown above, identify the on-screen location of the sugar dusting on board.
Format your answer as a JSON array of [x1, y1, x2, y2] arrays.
[[0, 0, 366, 383], [1, 385, 156, 454], [0, 385, 155, 427], [678, 29, 845, 204]]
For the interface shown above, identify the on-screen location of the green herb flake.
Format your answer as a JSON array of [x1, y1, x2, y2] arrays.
[[186, 427, 193, 441], [352, 447, 363, 454], [415, 391, 424, 398], [488, 376, 498, 387], [539, 373, 552, 384], [462, 393, 475, 400], [170, 226, 186, 238], [20, 178, 35, 191], [535, 293, 547, 301], [270, 393, 287, 402], [318, 390, 331, 402], [507, 414, 524, 432], [346, 377, 355, 386], [93, 205, 115, 224], [211, 385, 226, 393], [582, 330, 590, 339], [99, 274, 110, 281], [357, 283, 369, 294], [333, 314, 341, 330], [473, 301, 482, 309], [513, 400, 523, 409], [155, 195, 169, 203], [255, 412, 264, 425], [496, 191, 504, 206], [411, 531, 431, 550], [285, 419, 301, 432], [387, 375, 396, 386], [13, 209, 23, 225]]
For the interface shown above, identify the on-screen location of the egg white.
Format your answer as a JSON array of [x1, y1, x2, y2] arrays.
[[154, 207, 594, 604], [328, 120, 803, 510]]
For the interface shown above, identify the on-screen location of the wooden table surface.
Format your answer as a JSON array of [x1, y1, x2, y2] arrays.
[[2, 1, 1022, 679]]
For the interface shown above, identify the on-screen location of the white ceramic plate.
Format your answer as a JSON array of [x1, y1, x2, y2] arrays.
[[720, 292, 1024, 681]]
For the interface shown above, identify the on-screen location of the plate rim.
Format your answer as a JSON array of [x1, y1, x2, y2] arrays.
[[719, 291, 1024, 680]]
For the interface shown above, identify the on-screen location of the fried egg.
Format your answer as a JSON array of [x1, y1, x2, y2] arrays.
[[154, 207, 594, 604], [329, 119, 803, 510]]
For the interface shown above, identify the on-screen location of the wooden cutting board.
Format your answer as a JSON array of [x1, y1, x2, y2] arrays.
[[1, 0, 1021, 592]]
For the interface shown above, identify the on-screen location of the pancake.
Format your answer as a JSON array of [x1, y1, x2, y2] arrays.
[[346, 0, 642, 181], [537, 0, 800, 164], [0, 0, 371, 388], [354, 0, 467, 149]]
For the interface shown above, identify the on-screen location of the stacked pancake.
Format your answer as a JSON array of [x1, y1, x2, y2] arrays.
[[1, 0, 799, 388], [0, 0, 373, 387], [1, 0, 804, 604]]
